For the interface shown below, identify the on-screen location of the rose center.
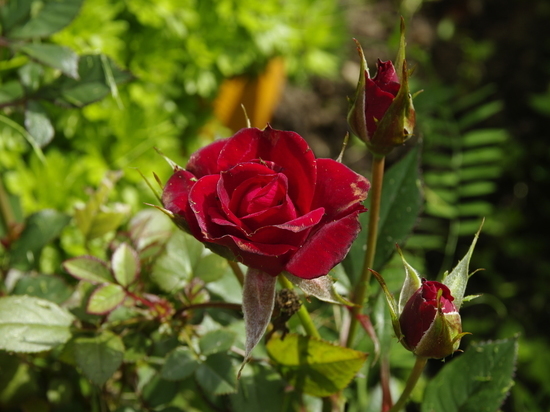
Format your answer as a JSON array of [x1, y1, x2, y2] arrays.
[[236, 175, 285, 217]]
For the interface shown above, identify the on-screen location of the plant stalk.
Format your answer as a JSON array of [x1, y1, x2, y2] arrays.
[[228, 260, 245, 286], [278, 275, 320, 339], [346, 155, 385, 346], [389, 356, 427, 412]]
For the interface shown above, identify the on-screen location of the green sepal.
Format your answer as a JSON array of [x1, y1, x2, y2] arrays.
[[397, 246, 422, 313], [442, 220, 484, 310], [370, 269, 402, 340], [346, 39, 370, 142]]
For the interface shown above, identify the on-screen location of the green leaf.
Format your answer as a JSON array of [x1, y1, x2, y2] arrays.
[[12, 273, 72, 304], [194, 252, 229, 283], [8, 0, 84, 39], [63, 256, 114, 284], [160, 347, 200, 381], [230, 363, 292, 412], [0, 351, 40, 405], [38, 54, 132, 108], [10, 209, 70, 270], [90, 204, 131, 240], [374, 146, 423, 271], [73, 171, 130, 241], [0, 296, 74, 353], [20, 43, 79, 79], [87, 284, 126, 314], [141, 375, 179, 407], [151, 230, 203, 292], [195, 353, 237, 396], [0, 81, 24, 105], [0, 0, 33, 33], [422, 338, 518, 412], [111, 243, 140, 287], [199, 329, 237, 356], [73, 330, 125, 386], [25, 100, 54, 148], [267, 334, 368, 397]]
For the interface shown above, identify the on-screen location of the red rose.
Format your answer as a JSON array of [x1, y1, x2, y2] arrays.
[[399, 279, 463, 358], [162, 126, 370, 279]]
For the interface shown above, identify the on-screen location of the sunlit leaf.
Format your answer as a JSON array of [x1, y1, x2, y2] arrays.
[[63, 256, 114, 284], [20, 43, 79, 79], [151, 230, 203, 292], [111, 243, 140, 287], [24, 100, 54, 148], [266, 333, 367, 397], [87, 284, 126, 314], [0, 296, 74, 353]]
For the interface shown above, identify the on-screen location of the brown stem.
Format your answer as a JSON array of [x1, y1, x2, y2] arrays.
[[346, 155, 385, 346]]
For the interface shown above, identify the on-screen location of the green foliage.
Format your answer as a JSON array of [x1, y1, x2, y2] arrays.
[[405, 84, 509, 276], [0, 295, 74, 352], [422, 337, 518, 412], [0, 1, 520, 411], [266, 333, 368, 397]]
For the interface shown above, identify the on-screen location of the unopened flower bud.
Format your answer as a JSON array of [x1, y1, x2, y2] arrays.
[[399, 279, 464, 359], [347, 19, 417, 156]]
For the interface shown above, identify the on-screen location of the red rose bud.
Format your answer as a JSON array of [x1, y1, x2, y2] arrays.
[[399, 279, 464, 359], [347, 22, 416, 156], [162, 126, 370, 279]]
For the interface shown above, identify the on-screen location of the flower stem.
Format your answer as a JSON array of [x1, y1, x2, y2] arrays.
[[278, 275, 320, 339], [346, 155, 385, 347], [0, 177, 16, 234], [389, 356, 427, 412], [228, 260, 245, 286]]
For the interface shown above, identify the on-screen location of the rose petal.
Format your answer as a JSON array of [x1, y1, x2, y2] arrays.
[[161, 168, 202, 238], [218, 127, 317, 214], [188, 174, 225, 239], [285, 211, 363, 279], [247, 207, 324, 245], [240, 193, 297, 229], [312, 159, 370, 220], [215, 234, 296, 276], [365, 79, 397, 135], [373, 60, 400, 90], [187, 138, 228, 177]]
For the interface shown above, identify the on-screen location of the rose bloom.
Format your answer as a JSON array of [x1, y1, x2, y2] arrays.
[[162, 126, 370, 279]]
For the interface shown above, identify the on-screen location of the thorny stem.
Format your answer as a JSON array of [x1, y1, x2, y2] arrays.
[[278, 275, 320, 339], [346, 155, 385, 347], [389, 356, 428, 412]]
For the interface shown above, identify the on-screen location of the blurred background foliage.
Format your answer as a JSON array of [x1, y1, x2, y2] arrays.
[[0, 0, 548, 411]]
